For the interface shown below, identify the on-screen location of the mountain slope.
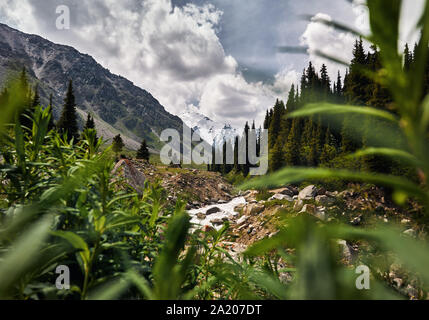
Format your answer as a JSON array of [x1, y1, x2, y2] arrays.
[[0, 23, 185, 150]]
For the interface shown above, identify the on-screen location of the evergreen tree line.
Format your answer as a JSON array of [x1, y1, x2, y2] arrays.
[[209, 39, 429, 176]]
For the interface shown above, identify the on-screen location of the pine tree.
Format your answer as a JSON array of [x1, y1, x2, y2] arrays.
[[84, 113, 95, 130], [320, 126, 337, 164], [284, 119, 301, 166], [18, 68, 33, 131], [320, 64, 331, 100], [242, 122, 250, 176], [32, 85, 40, 108], [268, 100, 285, 148], [263, 110, 270, 129], [270, 137, 285, 172], [233, 136, 240, 172], [137, 139, 150, 161], [47, 94, 55, 131], [83, 113, 97, 141], [57, 80, 79, 142], [286, 84, 296, 112], [404, 43, 413, 71], [112, 134, 125, 154]]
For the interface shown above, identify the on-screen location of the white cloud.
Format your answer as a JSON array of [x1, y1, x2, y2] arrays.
[[272, 68, 300, 95], [300, 13, 356, 79], [200, 74, 276, 128]]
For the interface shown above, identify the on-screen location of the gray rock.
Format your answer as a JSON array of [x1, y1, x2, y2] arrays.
[[337, 240, 355, 264], [196, 213, 206, 220], [210, 219, 224, 226], [298, 185, 318, 200], [269, 194, 293, 202], [315, 195, 335, 206], [279, 188, 295, 197], [206, 207, 221, 215], [244, 203, 265, 216], [300, 204, 316, 215], [325, 191, 339, 197], [293, 199, 304, 211], [236, 216, 248, 225]]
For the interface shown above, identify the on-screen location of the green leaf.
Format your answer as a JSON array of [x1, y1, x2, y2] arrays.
[[0, 215, 53, 298], [87, 277, 130, 300], [348, 148, 422, 166], [52, 231, 91, 272], [289, 103, 399, 123]]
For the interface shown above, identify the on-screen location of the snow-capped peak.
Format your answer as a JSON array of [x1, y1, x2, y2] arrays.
[[179, 105, 238, 146]]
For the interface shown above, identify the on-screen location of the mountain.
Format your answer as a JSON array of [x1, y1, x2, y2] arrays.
[[179, 105, 238, 147], [0, 23, 186, 150]]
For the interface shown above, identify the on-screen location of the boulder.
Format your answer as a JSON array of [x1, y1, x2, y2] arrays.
[[206, 207, 221, 215], [293, 199, 304, 211], [244, 203, 265, 216], [269, 194, 293, 202], [196, 212, 206, 220], [300, 204, 326, 221], [317, 187, 327, 196], [279, 188, 295, 197], [300, 204, 316, 215], [337, 240, 355, 265], [325, 191, 339, 198], [236, 216, 248, 225], [298, 185, 318, 200], [210, 218, 224, 226], [218, 183, 228, 192], [315, 195, 335, 206], [111, 159, 146, 194], [244, 190, 259, 202]]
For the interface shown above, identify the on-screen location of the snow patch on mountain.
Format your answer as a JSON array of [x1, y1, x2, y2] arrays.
[[179, 105, 238, 146]]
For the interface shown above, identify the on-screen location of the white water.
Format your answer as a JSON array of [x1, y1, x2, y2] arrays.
[[188, 197, 247, 230]]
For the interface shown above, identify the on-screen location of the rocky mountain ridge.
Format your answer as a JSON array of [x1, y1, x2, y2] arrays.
[[0, 23, 187, 150]]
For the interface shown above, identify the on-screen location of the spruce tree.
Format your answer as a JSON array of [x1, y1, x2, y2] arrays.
[[18, 68, 33, 130], [47, 94, 56, 131], [270, 137, 285, 172], [32, 85, 40, 108], [84, 113, 95, 130], [286, 85, 296, 112], [83, 113, 97, 141], [268, 99, 285, 148], [112, 134, 125, 154], [57, 80, 79, 142], [137, 139, 150, 161], [404, 43, 413, 71], [284, 119, 301, 166]]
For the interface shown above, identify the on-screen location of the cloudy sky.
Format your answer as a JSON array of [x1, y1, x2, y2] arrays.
[[0, 0, 424, 128]]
